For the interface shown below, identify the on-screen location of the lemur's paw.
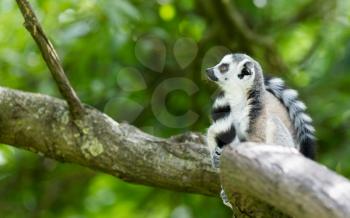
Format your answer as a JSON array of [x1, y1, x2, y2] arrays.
[[211, 147, 223, 168], [212, 155, 220, 169]]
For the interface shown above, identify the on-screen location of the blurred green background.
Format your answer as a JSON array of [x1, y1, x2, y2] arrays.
[[0, 0, 350, 217]]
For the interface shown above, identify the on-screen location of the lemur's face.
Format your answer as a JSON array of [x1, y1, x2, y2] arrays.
[[206, 53, 257, 90]]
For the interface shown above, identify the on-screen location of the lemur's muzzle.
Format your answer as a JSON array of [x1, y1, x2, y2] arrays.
[[206, 68, 218, 81]]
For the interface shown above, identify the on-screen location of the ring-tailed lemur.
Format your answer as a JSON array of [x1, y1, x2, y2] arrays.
[[206, 53, 316, 207]]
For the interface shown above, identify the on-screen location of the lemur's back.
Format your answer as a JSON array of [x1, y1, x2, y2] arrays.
[[245, 89, 295, 146]]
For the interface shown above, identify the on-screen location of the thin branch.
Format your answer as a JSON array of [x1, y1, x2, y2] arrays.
[[197, 0, 289, 74], [220, 0, 272, 48], [278, 0, 335, 28], [220, 0, 288, 72], [296, 4, 337, 70], [15, 0, 84, 119]]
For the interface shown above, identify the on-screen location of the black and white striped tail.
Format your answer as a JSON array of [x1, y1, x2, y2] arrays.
[[265, 77, 316, 159]]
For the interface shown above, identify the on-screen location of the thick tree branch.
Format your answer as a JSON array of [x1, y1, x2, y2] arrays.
[[0, 86, 288, 217], [0, 86, 216, 195], [2, 87, 350, 217], [221, 144, 350, 218], [15, 0, 84, 119]]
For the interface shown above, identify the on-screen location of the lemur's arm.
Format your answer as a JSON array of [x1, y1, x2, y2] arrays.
[[207, 95, 238, 168]]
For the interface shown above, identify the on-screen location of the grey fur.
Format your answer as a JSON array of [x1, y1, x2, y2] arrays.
[[265, 77, 316, 159], [231, 53, 246, 63]]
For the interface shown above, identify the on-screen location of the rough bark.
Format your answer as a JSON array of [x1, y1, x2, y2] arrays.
[[1, 86, 350, 217], [0, 86, 218, 195], [221, 144, 350, 218], [0, 86, 287, 217]]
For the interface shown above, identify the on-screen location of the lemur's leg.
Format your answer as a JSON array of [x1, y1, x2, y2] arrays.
[[208, 99, 237, 207], [216, 135, 239, 208], [207, 124, 237, 207], [215, 132, 238, 208]]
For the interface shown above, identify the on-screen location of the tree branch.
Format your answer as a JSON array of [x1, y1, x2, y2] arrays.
[[221, 144, 350, 218], [197, 0, 289, 74], [0, 86, 216, 195], [2, 87, 350, 217], [0, 86, 287, 217], [220, 0, 289, 73], [15, 0, 84, 119]]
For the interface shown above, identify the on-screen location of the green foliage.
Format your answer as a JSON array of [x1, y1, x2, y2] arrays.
[[1, 0, 350, 217]]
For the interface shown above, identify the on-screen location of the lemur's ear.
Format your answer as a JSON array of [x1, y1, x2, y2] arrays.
[[238, 62, 254, 79]]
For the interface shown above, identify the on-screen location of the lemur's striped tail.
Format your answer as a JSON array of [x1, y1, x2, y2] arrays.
[[264, 77, 316, 159]]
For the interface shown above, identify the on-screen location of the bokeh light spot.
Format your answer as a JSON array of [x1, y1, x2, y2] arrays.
[[253, 0, 267, 8], [159, 4, 176, 21]]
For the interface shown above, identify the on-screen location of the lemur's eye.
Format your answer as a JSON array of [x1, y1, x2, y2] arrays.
[[238, 64, 252, 79], [219, 64, 229, 73]]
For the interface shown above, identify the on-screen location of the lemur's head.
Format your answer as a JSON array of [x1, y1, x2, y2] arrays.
[[206, 53, 263, 91]]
